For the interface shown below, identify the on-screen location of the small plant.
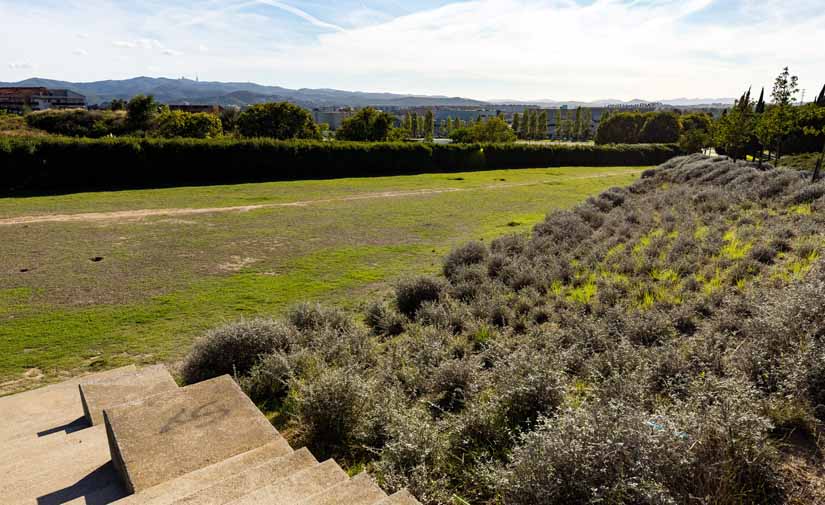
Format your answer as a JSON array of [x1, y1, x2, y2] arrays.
[[180, 318, 294, 384], [395, 276, 445, 317]]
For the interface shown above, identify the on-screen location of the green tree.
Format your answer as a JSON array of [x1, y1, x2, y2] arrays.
[[237, 102, 321, 139], [403, 112, 413, 132], [678, 113, 712, 154], [756, 67, 799, 164], [538, 111, 548, 139], [638, 112, 680, 143], [220, 106, 242, 135], [519, 108, 530, 139], [126, 94, 158, 132], [110, 99, 126, 111], [410, 112, 419, 137], [594, 111, 645, 144], [336, 107, 395, 141], [449, 116, 516, 143], [797, 105, 825, 181], [528, 111, 538, 140], [715, 97, 755, 161], [512, 113, 521, 136], [574, 107, 582, 140], [555, 110, 562, 139], [154, 110, 223, 138], [424, 110, 435, 140], [755, 88, 766, 114]]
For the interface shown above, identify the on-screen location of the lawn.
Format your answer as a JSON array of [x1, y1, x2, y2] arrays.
[[0, 166, 641, 393]]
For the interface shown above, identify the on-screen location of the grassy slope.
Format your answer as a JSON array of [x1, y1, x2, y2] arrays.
[[0, 166, 640, 391]]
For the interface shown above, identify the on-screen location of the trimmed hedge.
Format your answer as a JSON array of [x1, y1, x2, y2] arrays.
[[0, 137, 681, 192]]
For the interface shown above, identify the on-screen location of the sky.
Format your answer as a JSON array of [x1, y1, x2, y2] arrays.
[[1, 0, 824, 102]]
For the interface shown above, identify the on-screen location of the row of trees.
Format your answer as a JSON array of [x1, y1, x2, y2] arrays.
[[714, 67, 825, 180], [593, 110, 687, 145], [401, 111, 436, 139]]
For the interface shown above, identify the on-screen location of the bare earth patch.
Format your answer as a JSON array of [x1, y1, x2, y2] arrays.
[[0, 171, 642, 227]]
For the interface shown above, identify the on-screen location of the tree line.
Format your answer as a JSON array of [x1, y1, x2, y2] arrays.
[[713, 67, 825, 181]]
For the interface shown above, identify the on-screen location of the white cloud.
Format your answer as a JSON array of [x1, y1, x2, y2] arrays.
[[163, 49, 183, 56], [8, 62, 33, 69], [1, 0, 823, 100], [73, 49, 89, 56], [245, 0, 825, 100], [113, 38, 163, 50], [183, 0, 345, 31]]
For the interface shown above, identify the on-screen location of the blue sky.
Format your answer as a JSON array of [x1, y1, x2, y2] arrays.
[[1, 0, 823, 101]]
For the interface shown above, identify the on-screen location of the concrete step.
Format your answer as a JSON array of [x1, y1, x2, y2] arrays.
[[0, 424, 106, 474], [297, 472, 387, 505], [111, 440, 293, 505], [80, 364, 179, 425], [225, 459, 349, 505], [0, 425, 116, 505], [170, 448, 317, 505], [0, 365, 137, 443], [104, 375, 284, 493], [376, 490, 423, 505]]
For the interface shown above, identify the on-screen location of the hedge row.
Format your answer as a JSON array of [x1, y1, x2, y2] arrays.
[[0, 137, 682, 192]]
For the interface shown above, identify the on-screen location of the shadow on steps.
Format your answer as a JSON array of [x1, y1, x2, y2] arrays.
[[37, 416, 90, 437], [36, 462, 127, 505]]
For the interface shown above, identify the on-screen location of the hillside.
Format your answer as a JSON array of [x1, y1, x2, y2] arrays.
[[180, 155, 825, 504], [0, 77, 488, 107], [1, 77, 733, 108]]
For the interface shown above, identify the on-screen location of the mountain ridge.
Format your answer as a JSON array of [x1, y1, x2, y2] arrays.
[[0, 77, 734, 108]]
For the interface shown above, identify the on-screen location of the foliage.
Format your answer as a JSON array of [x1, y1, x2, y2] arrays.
[[336, 107, 395, 142], [180, 153, 825, 504], [180, 318, 293, 384], [678, 112, 713, 153], [594, 111, 647, 144], [715, 96, 756, 161], [237, 102, 321, 140], [25, 109, 127, 138], [639, 111, 680, 143], [0, 137, 680, 192], [153, 110, 223, 138], [448, 117, 517, 143], [126, 94, 159, 132]]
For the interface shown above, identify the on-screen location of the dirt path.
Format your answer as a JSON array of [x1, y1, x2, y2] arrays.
[[0, 170, 642, 226]]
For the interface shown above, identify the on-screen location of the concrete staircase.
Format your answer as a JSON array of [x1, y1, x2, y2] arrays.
[[0, 366, 421, 505]]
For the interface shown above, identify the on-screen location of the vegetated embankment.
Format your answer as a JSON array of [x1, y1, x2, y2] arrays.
[[0, 136, 680, 193], [180, 154, 825, 504]]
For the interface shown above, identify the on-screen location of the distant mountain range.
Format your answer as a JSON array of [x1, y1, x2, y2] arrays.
[[0, 77, 734, 108]]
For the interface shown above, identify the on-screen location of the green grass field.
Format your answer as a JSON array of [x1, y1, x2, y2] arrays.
[[0, 166, 641, 393]]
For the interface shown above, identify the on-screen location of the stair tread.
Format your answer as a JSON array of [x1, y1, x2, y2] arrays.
[[104, 375, 283, 493], [297, 472, 387, 505], [375, 490, 423, 505], [169, 447, 317, 505], [225, 459, 348, 505], [0, 366, 136, 443], [80, 364, 179, 425]]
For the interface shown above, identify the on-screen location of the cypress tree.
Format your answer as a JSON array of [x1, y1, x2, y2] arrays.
[[555, 109, 562, 139], [574, 107, 582, 140], [755, 88, 766, 114], [536, 110, 547, 140], [512, 113, 521, 135], [410, 112, 418, 137]]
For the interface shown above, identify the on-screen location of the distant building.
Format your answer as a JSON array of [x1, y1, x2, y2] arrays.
[[0, 87, 86, 114], [168, 104, 224, 114], [312, 109, 355, 130]]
